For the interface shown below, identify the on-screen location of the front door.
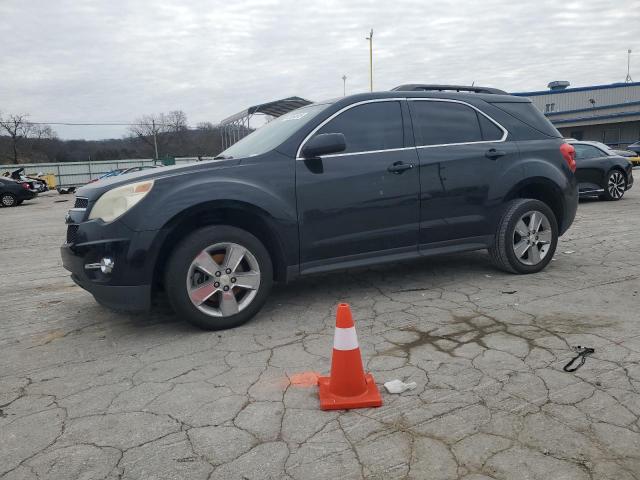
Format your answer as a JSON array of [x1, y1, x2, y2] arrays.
[[296, 100, 420, 273]]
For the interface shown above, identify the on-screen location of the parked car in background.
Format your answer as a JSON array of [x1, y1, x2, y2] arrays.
[[88, 166, 158, 184], [88, 169, 126, 184], [627, 141, 640, 155], [0, 177, 37, 207], [120, 166, 159, 175], [63, 85, 579, 330], [3, 168, 47, 192], [569, 140, 634, 200], [612, 149, 640, 166]]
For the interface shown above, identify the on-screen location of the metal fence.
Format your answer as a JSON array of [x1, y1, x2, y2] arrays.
[[0, 158, 200, 189]]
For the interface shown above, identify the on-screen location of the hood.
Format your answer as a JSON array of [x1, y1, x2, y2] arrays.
[[76, 158, 241, 199]]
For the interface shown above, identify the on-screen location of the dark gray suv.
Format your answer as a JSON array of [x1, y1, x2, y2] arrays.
[[62, 85, 578, 329]]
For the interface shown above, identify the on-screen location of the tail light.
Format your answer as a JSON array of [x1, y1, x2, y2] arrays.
[[560, 143, 576, 172], [21, 182, 30, 190]]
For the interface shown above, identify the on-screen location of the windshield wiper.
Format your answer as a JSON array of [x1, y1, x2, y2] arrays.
[[213, 155, 234, 160]]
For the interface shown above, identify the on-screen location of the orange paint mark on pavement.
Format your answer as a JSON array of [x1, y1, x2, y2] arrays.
[[289, 371, 320, 387]]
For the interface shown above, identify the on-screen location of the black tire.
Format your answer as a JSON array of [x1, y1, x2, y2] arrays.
[[1, 193, 17, 207], [601, 169, 626, 201], [489, 199, 558, 274], [164, 225, 273, 330]]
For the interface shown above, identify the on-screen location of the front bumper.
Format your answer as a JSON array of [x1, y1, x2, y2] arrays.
[[61, 244, 152, 311], [61, 209, 161, 312]]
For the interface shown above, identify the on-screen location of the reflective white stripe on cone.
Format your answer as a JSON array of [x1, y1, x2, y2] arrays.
[[333, 326, 358, 351]]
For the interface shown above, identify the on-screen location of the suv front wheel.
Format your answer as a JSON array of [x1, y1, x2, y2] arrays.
[[165, 225, 274, 330], [489, 199, 558, 274]]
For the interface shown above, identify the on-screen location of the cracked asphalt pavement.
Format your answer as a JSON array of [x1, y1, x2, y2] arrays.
[[1, 187, 640, 480]]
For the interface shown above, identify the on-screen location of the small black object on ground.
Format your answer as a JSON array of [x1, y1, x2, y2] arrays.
[[563, 346, 595, 372]]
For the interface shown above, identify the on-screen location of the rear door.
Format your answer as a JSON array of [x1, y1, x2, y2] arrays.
[[408, 99, 518, 248], [296, 99, 420, 272], [573, 143, 609, 192]]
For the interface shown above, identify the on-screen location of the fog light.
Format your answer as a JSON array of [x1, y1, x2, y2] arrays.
[[100, 257, 114, 274], [85, 257, 115, 274]]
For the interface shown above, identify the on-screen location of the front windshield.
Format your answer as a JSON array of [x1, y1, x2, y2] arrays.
[[218, 103, 330, 159]]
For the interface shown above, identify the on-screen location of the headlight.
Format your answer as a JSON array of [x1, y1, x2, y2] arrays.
[[89, 180, 154, 223]]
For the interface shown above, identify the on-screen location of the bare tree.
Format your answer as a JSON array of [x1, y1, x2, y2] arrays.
[[0, 113, 34, 164], [166, 110, 188, 132], [32, 124, 57, 140], [196, 121, 216, 131], [128, 114, 163, 160], [128, 111, 188, 160]]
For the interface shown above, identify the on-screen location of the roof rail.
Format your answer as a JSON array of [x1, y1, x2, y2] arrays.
[[391, 84, 509, 95]]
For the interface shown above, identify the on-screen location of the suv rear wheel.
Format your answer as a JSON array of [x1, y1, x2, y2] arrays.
[[165, 225, 273, 330], [489, 199, 558, 274]]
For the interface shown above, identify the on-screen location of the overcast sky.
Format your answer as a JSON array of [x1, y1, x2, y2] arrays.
[[1, 0, 638, 140]]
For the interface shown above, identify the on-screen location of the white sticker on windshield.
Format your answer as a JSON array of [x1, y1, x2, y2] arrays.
[[281, 112, 309, 121]]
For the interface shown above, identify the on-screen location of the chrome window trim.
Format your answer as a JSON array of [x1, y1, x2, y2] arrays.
[[295, 98, 406, 160], [309, 146, 416, 159], [408, 98, 508, 148], [295, 97, 509, 160]]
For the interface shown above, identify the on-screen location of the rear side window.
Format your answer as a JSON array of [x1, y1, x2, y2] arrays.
[[316, 101, 404, 154], [574, 144, 606, 160], [409, 101, 484, 146], [492, 101, 561, 138], [477, 114, 503, 141]]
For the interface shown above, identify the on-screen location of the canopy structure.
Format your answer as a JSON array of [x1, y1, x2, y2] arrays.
[[219, 96, 312, 150]]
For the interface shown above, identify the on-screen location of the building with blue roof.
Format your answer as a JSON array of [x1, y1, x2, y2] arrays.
[[513, 81, 640, 148]]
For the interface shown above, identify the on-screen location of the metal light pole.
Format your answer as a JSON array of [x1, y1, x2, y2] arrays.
[[342, 75, 347, 96], [366, 29, 373, 92], [626, 49, 633, 83]]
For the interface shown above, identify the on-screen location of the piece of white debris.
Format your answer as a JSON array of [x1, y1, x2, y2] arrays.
[[384, 379, 417, 394], [563, 250, 575, 254]]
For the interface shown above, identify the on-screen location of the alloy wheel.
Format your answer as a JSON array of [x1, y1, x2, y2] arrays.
[[185, 242, 261, 318], [512, 210, 552, 266], [607, 171, 625, 199]]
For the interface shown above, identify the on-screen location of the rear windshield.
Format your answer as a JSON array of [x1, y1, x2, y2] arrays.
[[491, 101, 561, 138]]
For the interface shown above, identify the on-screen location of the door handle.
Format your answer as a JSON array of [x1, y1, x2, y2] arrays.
[[485, 148, 506, 160], [387, 161, 414, 174]]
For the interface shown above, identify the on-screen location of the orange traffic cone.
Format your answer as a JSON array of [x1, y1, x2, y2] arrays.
[[318, 303, 382, 410]]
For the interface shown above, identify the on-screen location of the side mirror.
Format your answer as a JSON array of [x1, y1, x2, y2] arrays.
[[301, 133, 346, 158]]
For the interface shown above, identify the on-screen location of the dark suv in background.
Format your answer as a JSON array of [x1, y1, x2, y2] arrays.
[[61, 85, 578, 329]]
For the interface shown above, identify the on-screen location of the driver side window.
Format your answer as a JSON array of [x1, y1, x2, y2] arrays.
[[314, 101, 404, 154]]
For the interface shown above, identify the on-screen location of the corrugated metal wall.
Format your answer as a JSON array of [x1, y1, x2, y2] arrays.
[[0, 158, 199, 187], [521, 84, 640, 113], [0, 159, 155, 187]]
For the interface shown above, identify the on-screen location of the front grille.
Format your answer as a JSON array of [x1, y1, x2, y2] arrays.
[[66, 224, 79, 244], [74, 197, 89, 209]]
